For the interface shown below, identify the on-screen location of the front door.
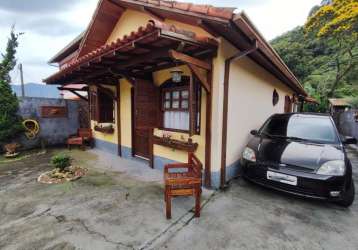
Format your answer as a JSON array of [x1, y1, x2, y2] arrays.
[[133, 79, 159, 159]]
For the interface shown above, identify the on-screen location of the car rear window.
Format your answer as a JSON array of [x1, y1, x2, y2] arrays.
[[260, 115, 339, 144]]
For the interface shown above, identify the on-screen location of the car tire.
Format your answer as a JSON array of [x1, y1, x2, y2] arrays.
[[337, 181, 355, 207]]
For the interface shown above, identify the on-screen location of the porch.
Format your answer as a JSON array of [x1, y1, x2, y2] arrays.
[[45, 20, 217, 187]]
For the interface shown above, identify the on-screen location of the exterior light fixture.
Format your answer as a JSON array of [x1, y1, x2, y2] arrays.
[[171, 68, 183, 83]]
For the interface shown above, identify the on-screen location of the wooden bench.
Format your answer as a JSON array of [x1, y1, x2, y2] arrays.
[[67, 128, 93, 150], [164, 153, 203, 219]]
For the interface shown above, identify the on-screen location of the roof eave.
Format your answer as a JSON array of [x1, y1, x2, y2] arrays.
[[231, 12, 306, 96], [48, 32, 85, 64]]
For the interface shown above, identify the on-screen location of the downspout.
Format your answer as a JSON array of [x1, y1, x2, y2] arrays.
[[220, 40, 259, 189]]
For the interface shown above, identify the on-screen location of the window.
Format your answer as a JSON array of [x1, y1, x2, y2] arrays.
[[89, 87, 114, 123], [98, 91, 114, 123], [160, 77, 201, 134], [162, 87, 190, 131]]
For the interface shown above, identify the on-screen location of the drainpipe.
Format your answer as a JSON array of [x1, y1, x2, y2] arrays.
[[220, 40, 259, 189]]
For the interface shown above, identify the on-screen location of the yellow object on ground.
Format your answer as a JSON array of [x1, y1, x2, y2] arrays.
[[23, 119, 40, 140]]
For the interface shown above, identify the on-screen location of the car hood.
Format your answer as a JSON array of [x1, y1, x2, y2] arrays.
[[250, 137, 344, 171]]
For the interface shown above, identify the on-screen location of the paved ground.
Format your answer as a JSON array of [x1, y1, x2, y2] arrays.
[[0, 147, 358, 250]]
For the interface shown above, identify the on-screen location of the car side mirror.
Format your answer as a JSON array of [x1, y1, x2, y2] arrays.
[[342, 136, 357, 145], [250, 130, 259, 136]]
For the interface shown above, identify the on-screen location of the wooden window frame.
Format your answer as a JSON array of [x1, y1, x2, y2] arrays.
[[98, 90, 115, 123], [89, 86, 115, 124], [162, 86, 190, 112], [159, 77, 201, 135]]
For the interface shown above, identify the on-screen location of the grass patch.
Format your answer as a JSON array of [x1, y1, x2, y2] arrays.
[[79, 171, 116, 187]]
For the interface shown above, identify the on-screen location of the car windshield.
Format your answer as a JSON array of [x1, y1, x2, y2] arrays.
[[260, 115, 339, 144]]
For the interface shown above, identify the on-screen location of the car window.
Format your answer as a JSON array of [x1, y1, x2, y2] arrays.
[[260, 115, 339, 144]]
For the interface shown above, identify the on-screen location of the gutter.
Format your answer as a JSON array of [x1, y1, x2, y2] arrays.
[[220, 40, 259, 189]]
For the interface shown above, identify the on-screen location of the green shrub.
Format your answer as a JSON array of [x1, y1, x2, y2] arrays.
[[0, 28, 24, 143], [51, 154, 71, 172]]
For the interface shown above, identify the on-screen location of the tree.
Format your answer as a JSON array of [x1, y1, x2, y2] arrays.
[[0, 28, 23, 143], [305, 0, 358, 97]]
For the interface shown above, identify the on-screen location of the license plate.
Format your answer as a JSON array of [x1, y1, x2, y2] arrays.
[[267, 171, 297, 186]]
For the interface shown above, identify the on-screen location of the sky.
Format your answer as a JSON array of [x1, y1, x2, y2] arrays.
[[0, 0, 321, 85]]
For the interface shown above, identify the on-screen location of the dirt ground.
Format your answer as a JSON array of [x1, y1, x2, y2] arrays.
[[0, 147, 358, 250]]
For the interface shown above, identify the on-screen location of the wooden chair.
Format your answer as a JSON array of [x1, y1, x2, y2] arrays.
[[67, 128, 93, 150], [164, 153, 203, 219]]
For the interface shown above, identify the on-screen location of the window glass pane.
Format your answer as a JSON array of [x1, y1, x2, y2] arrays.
[[172, 100, 179, 109], [181, 100, 188, 109], [164, 101, 171, 109], [164, 111, 189, 130], [181, 90, 189, 99], [172, 91, 179, 99], [165, 92, 171, 99]]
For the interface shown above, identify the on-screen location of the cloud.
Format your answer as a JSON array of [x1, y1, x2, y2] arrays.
[[0, 0, 77, 13], [22, 18, 82, 36]]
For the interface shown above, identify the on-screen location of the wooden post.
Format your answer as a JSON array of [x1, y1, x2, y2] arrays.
[[116, 84, 122, 157], [204, 62, 213, 188]]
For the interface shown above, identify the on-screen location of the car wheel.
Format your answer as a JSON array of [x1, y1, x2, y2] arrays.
[[337, 181, 355, 207]]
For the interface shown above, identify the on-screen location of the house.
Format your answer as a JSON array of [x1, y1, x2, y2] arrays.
[[44, 0, 311, 188], [329, 98, 351, 114]]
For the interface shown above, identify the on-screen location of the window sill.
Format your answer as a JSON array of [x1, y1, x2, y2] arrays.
[[153, 136, 198, 152], [159, 127, 190, 134]]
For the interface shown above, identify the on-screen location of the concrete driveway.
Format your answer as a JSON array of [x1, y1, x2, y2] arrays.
[[0, 147, 357, 250]]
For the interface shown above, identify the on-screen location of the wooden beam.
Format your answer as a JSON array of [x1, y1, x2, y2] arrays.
[[69, 90, 88, 102], [169, 50, 212, 70], [204, 61, 213, 188], [188, 64, 210, 93]]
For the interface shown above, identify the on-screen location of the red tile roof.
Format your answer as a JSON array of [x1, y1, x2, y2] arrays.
[[133, 0, 236, 19], [44, 20, 216, 83]]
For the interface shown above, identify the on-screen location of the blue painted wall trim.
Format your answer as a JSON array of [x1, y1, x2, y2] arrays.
[[93, 138, 118, 155], [93, 138, 223, 189], [94, 138, 180, 170], [211, 160, 242, 189]]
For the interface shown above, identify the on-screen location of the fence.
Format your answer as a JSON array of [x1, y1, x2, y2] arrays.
[[16, 97, 88, 150]]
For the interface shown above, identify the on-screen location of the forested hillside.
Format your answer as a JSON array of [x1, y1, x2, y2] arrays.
[[271, 0, 357, 112]]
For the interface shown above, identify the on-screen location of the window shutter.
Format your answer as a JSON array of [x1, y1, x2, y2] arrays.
[[89, 86, 98, 121], [189, 76, 195, 136]]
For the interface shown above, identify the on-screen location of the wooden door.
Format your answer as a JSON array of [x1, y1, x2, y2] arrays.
[[133, 79, 159, 159]]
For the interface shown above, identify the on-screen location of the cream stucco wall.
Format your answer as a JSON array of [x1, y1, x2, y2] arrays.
[[120, 79, 132, 148], [224, 40, 294, 167]]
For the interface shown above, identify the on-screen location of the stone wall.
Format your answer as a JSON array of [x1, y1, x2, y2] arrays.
[[17, 97, 82, 149]]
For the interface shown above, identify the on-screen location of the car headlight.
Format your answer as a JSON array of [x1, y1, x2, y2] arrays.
[[242, 147, 256, 162], [317, 160, 345, 176]]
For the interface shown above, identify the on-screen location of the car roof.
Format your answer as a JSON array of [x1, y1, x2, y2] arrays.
[[271, 113, 332, 119]]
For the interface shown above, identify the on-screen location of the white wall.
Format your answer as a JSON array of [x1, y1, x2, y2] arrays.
[[225, 46, 294, 167]]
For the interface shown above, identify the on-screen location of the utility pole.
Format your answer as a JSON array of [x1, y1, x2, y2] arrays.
[[19, 63, 25, 97]]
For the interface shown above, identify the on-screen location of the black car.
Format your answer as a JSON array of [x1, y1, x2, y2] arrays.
[[241, 113, 357, 207]]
